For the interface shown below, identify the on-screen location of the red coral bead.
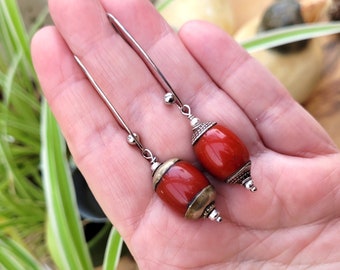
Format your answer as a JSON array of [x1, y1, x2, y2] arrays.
[[152, 159, 222, 221], [154, 160, 210, 214], [193, 124, 250, 181]]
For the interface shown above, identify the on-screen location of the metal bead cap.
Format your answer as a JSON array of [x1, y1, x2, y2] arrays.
[[185, 185, 221, 222]]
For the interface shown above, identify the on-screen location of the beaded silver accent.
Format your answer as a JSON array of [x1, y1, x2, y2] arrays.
[[192, 122, 216, 145], [201, 202, 222, 222]]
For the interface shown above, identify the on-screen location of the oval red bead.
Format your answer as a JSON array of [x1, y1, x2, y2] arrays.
[[193, 124, 250, 181], [154, 160, 211, 216]]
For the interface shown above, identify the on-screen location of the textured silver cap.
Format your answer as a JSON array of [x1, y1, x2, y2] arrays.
[[192, 121, 216, 145], [225, 161, 256, 192]]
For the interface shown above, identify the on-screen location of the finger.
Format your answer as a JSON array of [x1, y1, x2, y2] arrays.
[[47, 0, 195, 160], [179, 21, 338, 157], [49, 0, 260, 152], [31, 26, 156, 235], [47, 0, 153, 121], [101, 0, 262, 145]]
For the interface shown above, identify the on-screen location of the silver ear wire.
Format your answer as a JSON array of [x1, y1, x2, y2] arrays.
[[74, 55, 158, 168], [107, 13, 202, 127], [107, 13, 184, 109]]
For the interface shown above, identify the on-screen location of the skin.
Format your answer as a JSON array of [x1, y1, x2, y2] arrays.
[[31, 0, 340, 269]]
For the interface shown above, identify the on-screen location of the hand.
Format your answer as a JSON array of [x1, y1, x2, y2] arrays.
[[31, 0, 340, 269]]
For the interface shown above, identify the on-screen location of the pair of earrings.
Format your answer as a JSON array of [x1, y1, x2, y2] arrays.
[[74, 13, 257, 223]]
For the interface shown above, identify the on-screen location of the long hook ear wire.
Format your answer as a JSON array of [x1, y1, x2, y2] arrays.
[[107, 13, 184, 109], [107, 13, 202, 128], [74, 56, 158, 166]]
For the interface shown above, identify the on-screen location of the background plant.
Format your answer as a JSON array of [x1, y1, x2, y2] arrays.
[[0, 0, 339, 269], [0, 0, 47, 267]]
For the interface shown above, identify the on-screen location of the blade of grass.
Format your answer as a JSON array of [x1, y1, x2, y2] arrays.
[[0, 0, 48, 265], [2, 50, 21, 104], [41, 99, 93, 270], [87, 223, 112, 250], [241, 22, 340, 53], [28, 6, 49, 39], [0, 0, 33, 76], [87, 222, 112, 267], [0, 234, 42, 270], [0, 7, 15, 66], [103, 227, 123, 270]]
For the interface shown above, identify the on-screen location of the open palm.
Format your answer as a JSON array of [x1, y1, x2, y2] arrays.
[[32, 0, 340, 269]]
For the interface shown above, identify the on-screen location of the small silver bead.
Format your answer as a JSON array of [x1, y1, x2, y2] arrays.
[[127, 133, 140, 145], [164, 93, 175, 104], [208, 209, 222, 223], [244, 179, 257, 192], [190, 117, 201, 128]]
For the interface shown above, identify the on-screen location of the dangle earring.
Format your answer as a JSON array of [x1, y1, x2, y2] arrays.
[[74, 56, 222, 222], [107, 14, 257, 192]]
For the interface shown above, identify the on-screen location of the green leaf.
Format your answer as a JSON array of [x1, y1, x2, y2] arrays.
[[0, 234, 42, 270], [41, 100, 93, 270], [0, 0, 33, 76], [103, 227, 123, 270], [0, 0, 47, 266], [2, 50, 22, 104], [28, 6, 49, 39], [241, 22, 340, 53]]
